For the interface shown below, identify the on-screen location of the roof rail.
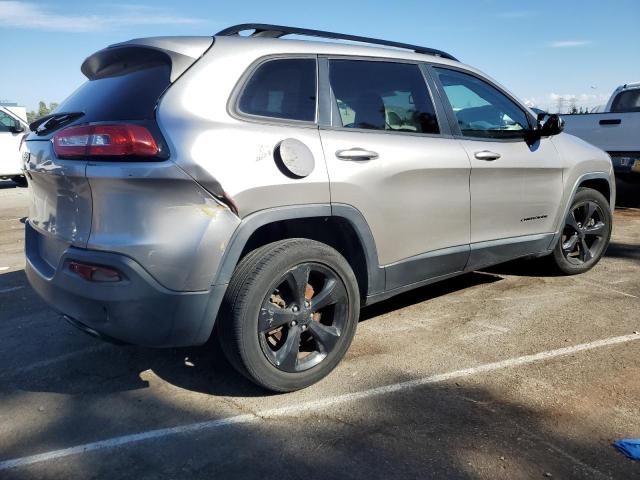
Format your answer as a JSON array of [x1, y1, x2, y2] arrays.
[[215, 24, 458, 62]]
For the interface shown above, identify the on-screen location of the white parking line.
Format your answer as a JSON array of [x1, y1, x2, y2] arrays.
[[0, 286, 23, 294], [573, 277, 639, 299], [1, 333, 639, 471]]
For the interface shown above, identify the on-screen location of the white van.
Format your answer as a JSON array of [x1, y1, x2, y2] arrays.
[[0, 106, 28, 185]]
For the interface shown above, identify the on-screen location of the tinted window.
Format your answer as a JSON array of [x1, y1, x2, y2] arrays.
[[56, 64, 171, 122], [0, 111, 17, 132], [434, 68, 530, 139], [611, 89, 640, 113], [238, 58, 317, 122], [329, 60, 439, 134]]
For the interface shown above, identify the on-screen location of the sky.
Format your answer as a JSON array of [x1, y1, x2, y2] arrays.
[[0, 0, 638, 113]]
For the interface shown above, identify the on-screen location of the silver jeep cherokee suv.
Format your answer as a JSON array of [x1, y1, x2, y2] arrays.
[[23, 25, 615, 392]]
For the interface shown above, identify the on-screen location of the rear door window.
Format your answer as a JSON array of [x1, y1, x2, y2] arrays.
[[610, 89, 640, 112], [238, 58, 317, 122], [328, 60, 439, 134]]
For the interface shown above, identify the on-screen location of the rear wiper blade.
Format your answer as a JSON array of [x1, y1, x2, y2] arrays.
[[30, 111, 85, 135]]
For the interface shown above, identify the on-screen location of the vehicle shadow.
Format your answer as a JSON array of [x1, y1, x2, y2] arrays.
[[1, 285, 636, 477], [0, 271, 504, 399], [615, 177, 639, 210], [483, 239, 639, 277], [1, 367, 635, 479], [360, 271, 501, 321], [482, 256, 560, 278], [0, 180, 25, 190], [605, 242, 640, 262]]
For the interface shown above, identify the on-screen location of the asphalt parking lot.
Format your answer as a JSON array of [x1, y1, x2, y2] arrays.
[[0, 179, 639, 479]]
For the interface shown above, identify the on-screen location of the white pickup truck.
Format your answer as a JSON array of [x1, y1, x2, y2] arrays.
[[0, 105, 28, 185], [562, 82, 640, 180]]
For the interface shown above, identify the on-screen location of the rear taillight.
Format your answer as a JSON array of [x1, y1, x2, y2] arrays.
[[53, 124, 158, 159]]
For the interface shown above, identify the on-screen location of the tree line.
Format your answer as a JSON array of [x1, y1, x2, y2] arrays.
[[26, 101, 59, 124]]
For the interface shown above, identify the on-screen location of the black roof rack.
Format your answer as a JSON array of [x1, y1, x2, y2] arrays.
[[215, 24, 458, 62]]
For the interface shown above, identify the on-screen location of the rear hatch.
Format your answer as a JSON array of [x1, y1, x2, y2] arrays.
[[24, 36, 212, 270]]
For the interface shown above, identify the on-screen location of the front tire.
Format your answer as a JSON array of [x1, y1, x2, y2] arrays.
[[217, 239, 360, 392], [550, 187, 612, 275]]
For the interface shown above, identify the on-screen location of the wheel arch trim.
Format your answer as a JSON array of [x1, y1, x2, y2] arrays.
[[212, 203, 384, 295], [549, 171, 614, 249]]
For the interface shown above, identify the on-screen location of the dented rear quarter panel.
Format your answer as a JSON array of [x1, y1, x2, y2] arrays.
[[23, 140, 93, 271], [156, 37, 332, 218], [85, 161, 240, 291]]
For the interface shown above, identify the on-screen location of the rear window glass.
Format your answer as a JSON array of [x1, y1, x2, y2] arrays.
[[238, 58, 317, 122], [611, 89, 640, 113], [55, 64, 171, 122]]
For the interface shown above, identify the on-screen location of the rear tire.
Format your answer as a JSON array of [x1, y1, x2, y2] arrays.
[[550, 187, 612, 275], [217, 239, 360, 392]]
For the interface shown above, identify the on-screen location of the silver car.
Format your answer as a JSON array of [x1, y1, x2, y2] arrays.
[[23, 24, 615, 392]]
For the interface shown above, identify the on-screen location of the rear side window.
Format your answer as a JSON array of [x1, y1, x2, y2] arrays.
[[329, 60, 439, 134], [238, 58, 317, 122], [610, 89, 640, 112], [56, 64, 171, 122]]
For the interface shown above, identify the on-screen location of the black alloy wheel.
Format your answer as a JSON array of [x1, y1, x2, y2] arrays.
[[218, 238, 360, 392], [258, 263, 348, 373], [551, 187, 612, 275], [561, 199, 607, 265]]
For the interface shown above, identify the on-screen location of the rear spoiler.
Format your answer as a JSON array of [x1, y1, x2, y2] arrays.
[[81, 36, 214, 83]]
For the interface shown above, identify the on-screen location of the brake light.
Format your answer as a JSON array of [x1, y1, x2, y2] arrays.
[[53, 124, 158, 158], [68, 261, 122, 282]]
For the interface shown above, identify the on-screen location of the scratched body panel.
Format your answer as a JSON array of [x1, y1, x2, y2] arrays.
[[156, 38, 331, 217], [86, 162, 239, 291]]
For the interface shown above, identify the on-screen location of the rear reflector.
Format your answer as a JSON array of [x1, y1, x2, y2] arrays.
[[68, 261, 122, 282], [53, 124, 158, 158]]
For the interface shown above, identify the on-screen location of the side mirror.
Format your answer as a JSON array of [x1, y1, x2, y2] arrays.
[[10, 123, 25, 134], [537, 113, 564, 136]]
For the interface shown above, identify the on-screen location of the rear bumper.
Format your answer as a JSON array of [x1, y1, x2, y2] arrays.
[[25, 222, 225, 347]]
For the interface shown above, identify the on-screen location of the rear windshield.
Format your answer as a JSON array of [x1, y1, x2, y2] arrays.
[[55, 64, 171, 122]]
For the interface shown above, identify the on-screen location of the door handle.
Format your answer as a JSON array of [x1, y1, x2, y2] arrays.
[[335, 148, 379, 161], [474, 150, 501, 161], [599, 118, 621, 125]]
